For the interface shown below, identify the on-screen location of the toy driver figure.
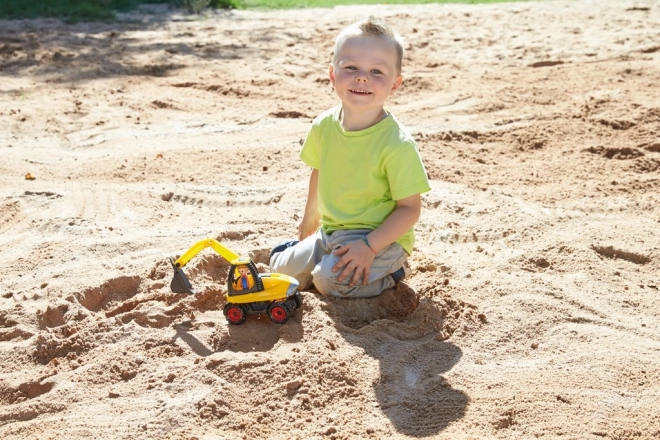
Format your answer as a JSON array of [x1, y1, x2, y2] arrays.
[[233, 265, 254, 290]]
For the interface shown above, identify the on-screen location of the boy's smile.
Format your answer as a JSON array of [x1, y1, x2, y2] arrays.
[[329, 35, 402, 128]]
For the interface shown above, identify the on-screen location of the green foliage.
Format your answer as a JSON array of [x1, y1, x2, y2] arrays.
[[182, 0, 211, 13], [208, 0, 240, 8], [0, 0, 238, 21], [0, 0, 139, 21], [0, 0, 527, 21], [241, 0, 529, 7], [178, 0, 240, 13]]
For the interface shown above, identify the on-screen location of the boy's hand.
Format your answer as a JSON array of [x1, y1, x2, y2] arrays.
[[332, 240, 376, 287], [298, 212, 321, 240]]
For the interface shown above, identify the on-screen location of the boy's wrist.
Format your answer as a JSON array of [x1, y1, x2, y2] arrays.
[[362, 236, 377, 254]]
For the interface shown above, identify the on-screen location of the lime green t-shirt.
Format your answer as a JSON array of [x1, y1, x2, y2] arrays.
[[300, 105, 431, 255]]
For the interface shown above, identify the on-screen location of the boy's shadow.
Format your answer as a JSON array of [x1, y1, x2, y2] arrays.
[[324, 283, 468, 436]]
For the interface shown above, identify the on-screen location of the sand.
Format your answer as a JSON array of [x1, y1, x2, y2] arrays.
[[1, 1, 659, 438]]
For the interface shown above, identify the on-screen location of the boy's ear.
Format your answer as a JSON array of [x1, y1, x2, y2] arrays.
[[390, 75, 403, 94], [328, 64, 336, 86]]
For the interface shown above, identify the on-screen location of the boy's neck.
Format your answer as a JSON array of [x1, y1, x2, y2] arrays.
[[339, 106, 388, 132]]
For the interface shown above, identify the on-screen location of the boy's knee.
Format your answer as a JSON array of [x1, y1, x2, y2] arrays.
[[313, 274, 388, 298], [311, 262, 340, 297], [311, 262, 392, 299], [311, 253, 354, 297], [269, 253, 282, 273]]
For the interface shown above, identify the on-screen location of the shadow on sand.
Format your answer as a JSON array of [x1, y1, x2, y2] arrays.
[[324, 282, 469, 437]]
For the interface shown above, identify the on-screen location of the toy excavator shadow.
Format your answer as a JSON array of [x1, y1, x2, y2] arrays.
[[205, 311, 304, 353], [170, 308, 305, 355], [172, 323, 213, 357], [328, 283, 469, 437], [235, 314, 302, 352]]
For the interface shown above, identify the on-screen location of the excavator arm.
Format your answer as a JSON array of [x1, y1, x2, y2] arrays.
[[169, 238, 241, 294], [171, 238, 240, 268]]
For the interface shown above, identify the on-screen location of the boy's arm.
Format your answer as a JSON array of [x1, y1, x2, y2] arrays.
[[333, 193, 421, 286], [298, 168, 321, 240], [366, 194, 421, 254]]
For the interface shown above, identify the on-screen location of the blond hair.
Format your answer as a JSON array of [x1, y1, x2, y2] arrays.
[[332, 16, 405, 75]]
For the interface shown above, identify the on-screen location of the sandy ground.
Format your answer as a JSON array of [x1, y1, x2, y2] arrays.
[[1, 1, 659, 438]]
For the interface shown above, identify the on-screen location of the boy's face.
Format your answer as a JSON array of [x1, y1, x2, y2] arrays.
[[329, 35, 402, 114]]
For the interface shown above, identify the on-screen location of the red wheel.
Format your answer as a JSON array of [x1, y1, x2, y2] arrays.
[[223, 303, 247, 325], [268, 302, 290, 324]]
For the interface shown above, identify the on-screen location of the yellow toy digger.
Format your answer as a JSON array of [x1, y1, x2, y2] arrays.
[[169, 238, 302, 325]]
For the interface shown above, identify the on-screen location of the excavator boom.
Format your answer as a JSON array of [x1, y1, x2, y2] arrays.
[[170, 238, 241, 295], [172, 238, 240, 268]]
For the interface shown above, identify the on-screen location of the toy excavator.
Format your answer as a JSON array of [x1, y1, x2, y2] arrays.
[[169, 238, 302, 325]]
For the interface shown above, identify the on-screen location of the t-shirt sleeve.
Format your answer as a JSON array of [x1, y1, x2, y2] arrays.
[[386, 140, 431, 201], [300, 123, 321, 169]]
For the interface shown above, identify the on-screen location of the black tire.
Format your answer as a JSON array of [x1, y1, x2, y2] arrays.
[[267, 301, 290, 324], [293, 291, 303, 309], [223, 303, 247, 325]]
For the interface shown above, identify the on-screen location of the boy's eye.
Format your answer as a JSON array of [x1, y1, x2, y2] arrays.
[[371, 69, 383, 74]]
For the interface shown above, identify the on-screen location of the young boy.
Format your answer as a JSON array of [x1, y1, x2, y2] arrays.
[[270, 16, 431, 298]]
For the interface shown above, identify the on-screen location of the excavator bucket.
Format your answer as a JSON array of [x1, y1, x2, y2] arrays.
[[169, 258, 197, 294], [169, 239, 241, 296]]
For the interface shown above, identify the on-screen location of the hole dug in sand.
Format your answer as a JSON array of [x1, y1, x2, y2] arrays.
[[76, 275, 142, 312], [592, 244, 651, 265], [37, 300, 92, 329], [0, 309, 35, 342], [324, 283, 420, 330], [0, 378, 55, 405], [322, 277, 482, 335]]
